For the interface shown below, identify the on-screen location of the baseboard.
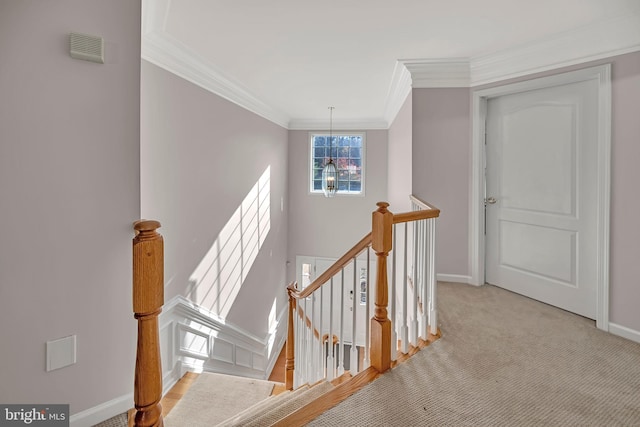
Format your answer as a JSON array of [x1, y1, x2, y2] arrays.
[[437, 274, 472, 284], [609, 322, 640, 344], [69, 393, 133, 427]]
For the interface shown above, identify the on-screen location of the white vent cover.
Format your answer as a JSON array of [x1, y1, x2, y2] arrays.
[[69, 32, 104, 64]]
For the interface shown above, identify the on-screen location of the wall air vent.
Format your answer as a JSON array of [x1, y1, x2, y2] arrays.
[[69, 32, 104, 64]]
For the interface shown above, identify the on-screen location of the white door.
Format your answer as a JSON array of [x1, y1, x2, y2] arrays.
[[485, 79, 599, 319]]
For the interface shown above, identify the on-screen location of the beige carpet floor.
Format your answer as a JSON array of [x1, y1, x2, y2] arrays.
[[93, 412, 127, 427], [309, 282, 640, 427], [164, 372, 276, 427]]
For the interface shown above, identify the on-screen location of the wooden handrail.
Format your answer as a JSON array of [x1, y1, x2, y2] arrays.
[[285, 285, 339, 390], [132, 220, 164, 427], [409, 194, 438, 211], [289, 196, 439, 301], [294, 293, 326, 342], [394, 196, 440, 224], [287, 232, 372, 300], [285, 197, 441, 387], [393, 208, 440, 224]]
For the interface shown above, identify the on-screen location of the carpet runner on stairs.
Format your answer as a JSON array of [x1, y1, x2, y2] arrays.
[[218, 381, 334, 427], [164, 371, 336, 427], [163, 372, 277, 427]]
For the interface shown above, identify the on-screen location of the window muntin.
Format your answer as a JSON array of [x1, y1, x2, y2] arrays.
[[310, 133, 365, 195]]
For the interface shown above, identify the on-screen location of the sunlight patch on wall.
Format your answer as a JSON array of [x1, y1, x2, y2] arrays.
[[267, 297, 278, 358], [187, 166, 271, 318]]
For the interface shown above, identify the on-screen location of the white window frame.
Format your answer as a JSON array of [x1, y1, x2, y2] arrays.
[[309, 132, 366, 196]]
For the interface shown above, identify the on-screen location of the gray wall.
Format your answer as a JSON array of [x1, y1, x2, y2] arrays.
[[141, 61, 289, 336], [412, 88, 471, 277], [411, 52, 640, 333], [388, 92, 413, 212], [0, 0, 141, 417], [287, 129, 388, 272]]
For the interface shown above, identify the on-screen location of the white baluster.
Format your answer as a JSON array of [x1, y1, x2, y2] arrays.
[[310, 292, 316, 383], [420, 217, 429, 340], [429, 218, 438, 335], [351, 257, 358, 373], [301, 297, 307, 385], [411, 217, 419, 347], [327, 277, 335, 381], [400, 223, 409, 354], [320, 285, 325, 380], [338, 269, 345, 376], [364, 247, 370, 369], [391, 224, 397, 362]]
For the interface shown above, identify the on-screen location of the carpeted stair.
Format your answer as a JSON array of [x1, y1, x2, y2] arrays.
[[163, 372, 278, 427], [217, 381, 334, 427]]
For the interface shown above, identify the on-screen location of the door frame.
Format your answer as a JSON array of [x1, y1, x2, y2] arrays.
[[469, 64, 611, 330]]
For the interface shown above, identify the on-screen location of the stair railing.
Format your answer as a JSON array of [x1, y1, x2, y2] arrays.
[[285, 197, 440, 390], [132, 220, 164, 427], [391, 196, 439, 356]]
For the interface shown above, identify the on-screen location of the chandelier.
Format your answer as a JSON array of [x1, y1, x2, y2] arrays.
[[322, 106, 338, 197]]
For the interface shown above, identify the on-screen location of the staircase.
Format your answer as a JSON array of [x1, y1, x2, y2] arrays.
[[130, 196, 440, 427], [218, 380, 334, 426], [163, 332, 439, 427]]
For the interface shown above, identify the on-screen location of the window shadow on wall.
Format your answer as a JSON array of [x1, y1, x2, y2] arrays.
[[186, 166, 271, 319]]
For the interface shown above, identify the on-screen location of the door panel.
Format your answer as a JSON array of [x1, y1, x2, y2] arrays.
[[486, 79, 598, 318], [500, 103, 576, 216], [499, 221, 576, 285]]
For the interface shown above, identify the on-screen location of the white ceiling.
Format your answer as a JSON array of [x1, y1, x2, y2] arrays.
[[142, 0, 640, 129]]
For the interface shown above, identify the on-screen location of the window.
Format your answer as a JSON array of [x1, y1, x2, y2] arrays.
[[310, 133, 365, 195]]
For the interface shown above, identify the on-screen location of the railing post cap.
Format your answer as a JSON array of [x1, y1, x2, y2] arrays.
[[133, 219, 162, 232], [376, 201, 390, 211]]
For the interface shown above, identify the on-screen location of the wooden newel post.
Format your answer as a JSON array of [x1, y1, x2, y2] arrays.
[[371, 202, 393, 373], [133, 220, 164, 427], [285, 288, 296, 390]]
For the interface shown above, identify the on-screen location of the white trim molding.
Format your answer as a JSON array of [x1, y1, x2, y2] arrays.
[[383, 61, 413, 127], [142, 0, 639, 130], [400, 58, 471, 88], [436, 274, 472, 284], [69, 394, 133, 427], [288, 118, 388, 131], [609, 323, 640, 345], [69, 296, 287, 426], [470, 64, 612, 331], [159, 295, 288, 381], [142, 0, 290, 129], [470, 14, 640, 86]]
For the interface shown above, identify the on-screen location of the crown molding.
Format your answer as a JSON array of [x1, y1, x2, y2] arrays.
[[382, 61, 413, 127], [401, 58, 471, 88], [142, 0, 291, 129], [288, 118, 389, 131], [142, 0, 639, 130], [470, 13, 640, 86], [142, 32, 291, 129]]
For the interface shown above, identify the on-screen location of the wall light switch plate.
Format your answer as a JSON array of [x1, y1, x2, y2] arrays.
[[46, 335, 77, 372]]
